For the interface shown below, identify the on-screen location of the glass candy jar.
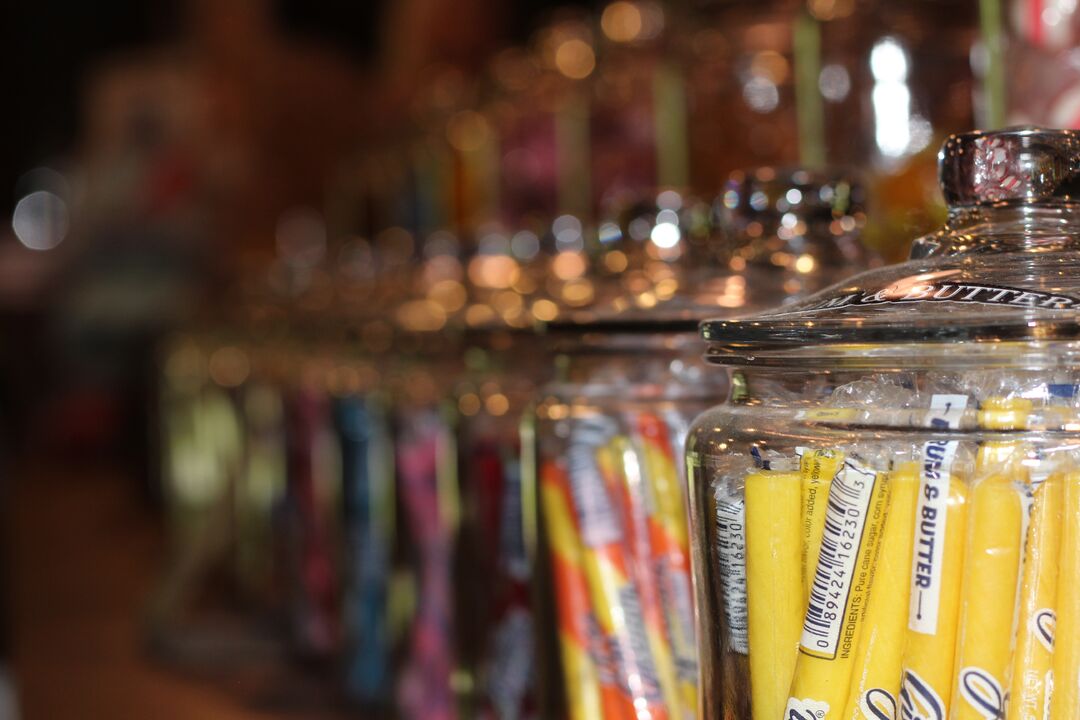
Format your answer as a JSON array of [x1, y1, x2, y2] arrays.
[[533, 171, 873, 720], [687, 128, 1080, 720]]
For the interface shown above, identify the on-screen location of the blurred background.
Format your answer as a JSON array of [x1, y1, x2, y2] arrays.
[[0, 0, 1071, 717]]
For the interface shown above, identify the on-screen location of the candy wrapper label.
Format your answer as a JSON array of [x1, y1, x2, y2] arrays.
[[801, 459, 878, 659], [910, 394, 968, 635], [567, 421, 621, 548]]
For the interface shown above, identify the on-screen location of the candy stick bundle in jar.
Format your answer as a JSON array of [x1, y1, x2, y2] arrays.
[[334, 388, 396, 711], [686, 128, 1080, 719], [533, 170, 875, 719], [386, 317, 465, 720], [452, 327, 549, 720]]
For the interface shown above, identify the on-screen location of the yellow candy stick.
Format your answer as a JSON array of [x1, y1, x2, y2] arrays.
[[977, 397, 1034, 434], [800, 449, 844, 603], [900, 394, 970, 719], [976, 397, 1033, 469], [786, 459, 890, 719], [797, 408, 859, 424], [1007, 473, 1064, 720], [899, 475, 969, 719], [947, 397, 1029, 719], [1050, 470, 1080, 719], [951, 473, 1026, 720], [842, 462, 920, 719], [744, 467, 803, 720]]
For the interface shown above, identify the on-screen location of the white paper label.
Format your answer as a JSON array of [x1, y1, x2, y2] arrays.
[[801, 459, 878, 657], [909, 394, 967, 635]]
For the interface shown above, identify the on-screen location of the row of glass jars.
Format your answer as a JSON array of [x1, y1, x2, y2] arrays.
[[154, 123, 1080, 720], [155, 160, 871, 719], [478, 127, 1080, 720]]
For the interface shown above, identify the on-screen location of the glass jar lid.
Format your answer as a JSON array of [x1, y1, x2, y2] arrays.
[[702, 128, 1080, 363]]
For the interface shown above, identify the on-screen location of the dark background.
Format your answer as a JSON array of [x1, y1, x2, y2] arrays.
[[0, 0, 603, 218]]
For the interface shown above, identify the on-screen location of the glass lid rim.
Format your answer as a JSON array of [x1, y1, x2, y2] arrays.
[[545, 318, 702, 335], [700, 314, 1080, 351]]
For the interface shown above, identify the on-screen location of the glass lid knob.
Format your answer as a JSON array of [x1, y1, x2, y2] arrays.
[[940, 127, 1080, 207]]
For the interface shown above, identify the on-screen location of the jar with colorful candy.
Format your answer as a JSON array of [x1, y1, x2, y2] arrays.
[[533, 169, 873, 720]]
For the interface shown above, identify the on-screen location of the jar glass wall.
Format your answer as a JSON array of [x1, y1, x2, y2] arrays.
[[687, 352, 1080, 720], [535, 334, 724, 720]]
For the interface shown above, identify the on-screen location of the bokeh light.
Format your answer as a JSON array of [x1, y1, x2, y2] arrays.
[[819, 64, 851, 102], [446, 110, 492, 152], [554, 39, 596, 79], [12, 190, 69, 251], [601, 1, 643, 43], [552, 251, 587, 280]]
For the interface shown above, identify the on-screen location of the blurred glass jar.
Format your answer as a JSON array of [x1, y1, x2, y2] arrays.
[[717, 167, 876, 299], [1006, 0, 1080, 128], [685, 0, 976, 259], [686, 0, 801, 187], [485, 14, 597, 224], [447, 219, 555, 719], [532, 171, 873, 720], [686, 128, 1080, 720], [686, 0, 976, 172], [589, 0, 690, 211], [383, 239, 468, 720]]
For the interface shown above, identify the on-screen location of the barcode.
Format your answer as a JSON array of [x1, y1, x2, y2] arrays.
[[800, 460, 877, 658], [567, 418, 622, 548], [715, 491, 749, 654]]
